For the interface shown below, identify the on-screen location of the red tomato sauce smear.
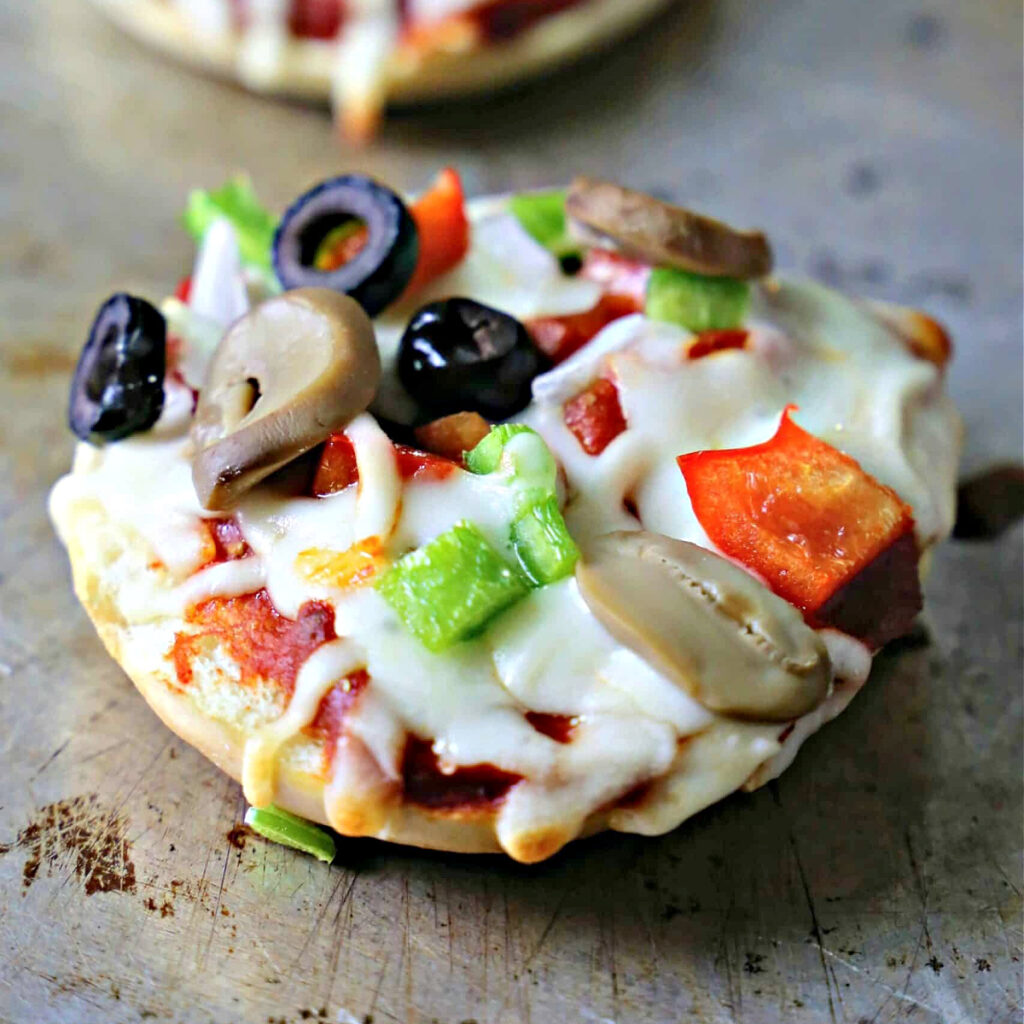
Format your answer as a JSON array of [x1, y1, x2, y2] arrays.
[[171, 590, 336, 696], [401, 737, 522, 812], [525, 711, 576, 743], [469, 0, 585, 41], [304, 668, 370, 773]]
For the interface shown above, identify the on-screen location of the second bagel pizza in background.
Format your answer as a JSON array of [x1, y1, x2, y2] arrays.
[[89, 0, 675, 140]]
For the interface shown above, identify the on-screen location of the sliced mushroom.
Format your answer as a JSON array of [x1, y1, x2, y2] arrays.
[[576, 531, 830, 721], [566, 177, 773, 280], [192, 288, 380, 510]]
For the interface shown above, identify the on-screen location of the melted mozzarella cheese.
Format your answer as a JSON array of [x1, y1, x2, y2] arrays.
[[330, 6, 398, 135], [49, 198, 961, 856], [175, 0, 232, 37], [405, 0, 483, 23], [348, 413, 402, 541], [243, 637, 366, 807], [236, 0, 291, 87]]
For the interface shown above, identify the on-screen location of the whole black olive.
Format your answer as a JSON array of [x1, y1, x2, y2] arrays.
[[273, 175, 418, 317], [397, 298, 547, 421], [69, 293, 167, 443]]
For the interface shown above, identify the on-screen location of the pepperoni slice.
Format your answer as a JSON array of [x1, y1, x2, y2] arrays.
[[305, 668, 370, 773], [171, 590, 335, 695], [401, 737, 521, 811]]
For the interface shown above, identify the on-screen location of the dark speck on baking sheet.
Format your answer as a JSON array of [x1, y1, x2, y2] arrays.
[[905, 12, 946, 50]]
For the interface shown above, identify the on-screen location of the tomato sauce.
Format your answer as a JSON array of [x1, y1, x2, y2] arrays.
[[525, 711, 576, 743], [401, 736, 522, 811], [470, 0, 584, 41], [687, 329, 749, 360], [304, 668, 370, 772], [171, 590, 336, 696]]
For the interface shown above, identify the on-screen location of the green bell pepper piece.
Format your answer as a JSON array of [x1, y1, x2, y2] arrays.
[[645, 267, 749, 332], [377, 521, 529, 651], [512, 496, 580, 586], [244, 804, 336, 863], [183, 176, 278, 272], [509, 190, 578, 258]]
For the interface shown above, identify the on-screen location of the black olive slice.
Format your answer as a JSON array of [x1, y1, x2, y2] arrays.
[[397, 298, 547, 421], [273, 175, 418, 317], [68, 293, 166, 443]]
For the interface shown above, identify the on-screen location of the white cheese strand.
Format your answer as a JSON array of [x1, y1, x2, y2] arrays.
[[330, 9, 398, 135], [242, 638, 366, 808], [530, 314, 686, 405], [174, 558, 267, 610], [237, 0, 290, 87], [348, 412, 402, 542]]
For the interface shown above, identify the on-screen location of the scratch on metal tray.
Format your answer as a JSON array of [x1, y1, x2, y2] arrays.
[[200, 786, 243, 966], [322, 871, 360, 1010], [578, 1008, 618, 1024], [494, 884, 572, 1021], [772, 783, 840, 1024], [365, 949, 392, 1021], [29, 737, 70, 779], [819, 947, 947, 1021], [864, 829, 933, 1024]]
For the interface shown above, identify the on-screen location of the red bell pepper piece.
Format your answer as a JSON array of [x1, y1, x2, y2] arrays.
[[174, 276, 192, 303], [311, 433, 359, 496], [403, 167, 471, 297], [526, 249, 650, 364], [677, 407, 919, 642], [564, 377, 627, 455], [314, 222, 370, 272], [687, 329, 749, 360], [528, 293, 641, 364], [393, 445, 459, 483], [311, 434, 458, 496]]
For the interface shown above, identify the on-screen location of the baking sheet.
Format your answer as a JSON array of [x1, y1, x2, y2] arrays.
[[1, 0, 1021, 1021]]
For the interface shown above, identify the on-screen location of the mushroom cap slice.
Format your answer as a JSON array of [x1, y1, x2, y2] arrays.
[[576, 531, 831, 721], [566, 177, 773, 280], [192, 288, 380, 510]]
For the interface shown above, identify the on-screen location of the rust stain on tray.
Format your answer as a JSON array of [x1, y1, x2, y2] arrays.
[[0, 794, 136, 895], [2, 341, 78, 378], [226, 822, 254, 850]]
